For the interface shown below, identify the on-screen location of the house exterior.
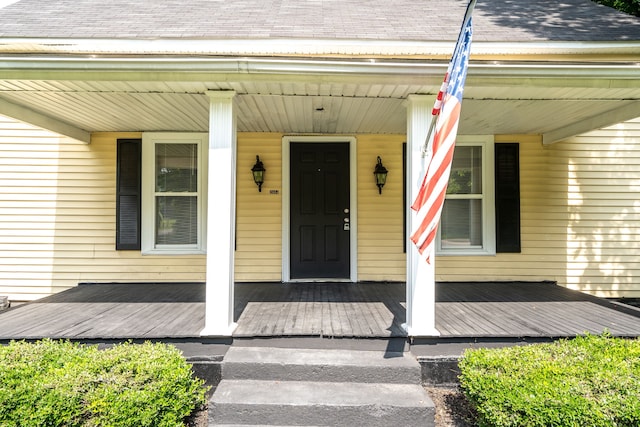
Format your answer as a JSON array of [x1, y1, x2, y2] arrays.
[[0, 0, 639, 335]]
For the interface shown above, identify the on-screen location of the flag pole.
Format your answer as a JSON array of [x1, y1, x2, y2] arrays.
[[421, 0, 476, 157], [405, 0, 476, 337]]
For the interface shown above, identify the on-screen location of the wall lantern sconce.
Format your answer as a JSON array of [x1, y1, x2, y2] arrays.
[[373, 156, 388, 194], [251, 155, 266, 192]]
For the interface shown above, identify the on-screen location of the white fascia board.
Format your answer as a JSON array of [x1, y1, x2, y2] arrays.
[[0, 97, 90, 143], [1, 38, 640, 57], [0, 56, 639, 82]]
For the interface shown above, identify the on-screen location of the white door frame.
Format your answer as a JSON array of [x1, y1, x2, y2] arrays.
[[282, 136, 358, 282]]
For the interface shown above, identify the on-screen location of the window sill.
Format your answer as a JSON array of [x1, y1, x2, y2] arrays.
[[142, 249, 206, 256], [436, 250, 496, 257]]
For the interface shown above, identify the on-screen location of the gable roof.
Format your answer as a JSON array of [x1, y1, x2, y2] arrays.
[[0, 0, 639, 43]]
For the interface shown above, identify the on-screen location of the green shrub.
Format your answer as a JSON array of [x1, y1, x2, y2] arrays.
[[459, 334, 640, 427], [0, 339, 206, 427]]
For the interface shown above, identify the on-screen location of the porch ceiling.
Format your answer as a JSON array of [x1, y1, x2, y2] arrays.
[[1, 77, 639, 142]]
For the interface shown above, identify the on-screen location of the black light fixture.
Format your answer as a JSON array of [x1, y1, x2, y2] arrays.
[[251, 155, 266, 192], [373, 156, 388, 194]]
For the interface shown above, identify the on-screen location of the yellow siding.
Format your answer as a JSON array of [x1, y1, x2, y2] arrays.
[[235, 133, 283, 281], [234, 133, 409, 282], [356, 135, 406, 281], [0, 120, 208, 301], [437, 120, 640, 298], [551, 119, 640, 298], [3, 114, 640, 300], [0, 127, 282, 300], [235, 133, 409, 282]]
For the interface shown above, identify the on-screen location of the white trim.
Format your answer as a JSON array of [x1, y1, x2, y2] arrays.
[[201, 90, 237, 337], [544, 101, 640, 144], [282, 141, 291, 283], [0, 97, 90, 143], [405, 94, 440, 337], [1, 56, 639, 81], [141, 132, 208, 255], [349, 139, 358, 282], [281, 135, 358, 283], [0, 1, 20, 8], [436, 135, 496, 257], [2, 38, 640, 57]]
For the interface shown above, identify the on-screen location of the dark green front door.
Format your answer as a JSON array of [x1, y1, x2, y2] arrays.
[[290, 142, 350, 279]]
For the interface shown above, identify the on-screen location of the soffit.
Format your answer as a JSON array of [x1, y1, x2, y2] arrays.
[[0, 79, 638, 137]]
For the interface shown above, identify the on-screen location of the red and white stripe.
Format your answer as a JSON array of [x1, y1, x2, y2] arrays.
[[431, 75, 449, 116], [410, 96, 462, 263], [410, 3, 473, 264]]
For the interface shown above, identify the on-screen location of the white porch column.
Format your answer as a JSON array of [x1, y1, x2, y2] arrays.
[[201, 90, 237, 337], [405, 94, 440, 337]]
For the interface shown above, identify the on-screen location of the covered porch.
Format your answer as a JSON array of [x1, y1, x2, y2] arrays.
[[1, 281, 639, 341], [1, 0, 640, 343]]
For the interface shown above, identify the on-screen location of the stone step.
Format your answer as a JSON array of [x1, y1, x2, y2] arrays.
[[209, 379, 434, 427], [222, 346, 421, 384]]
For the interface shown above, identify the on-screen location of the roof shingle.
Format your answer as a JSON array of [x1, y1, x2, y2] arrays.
[[0, 0, 639, 42]]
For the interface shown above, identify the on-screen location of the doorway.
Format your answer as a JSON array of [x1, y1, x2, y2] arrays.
[[283, 137, 357, 281]]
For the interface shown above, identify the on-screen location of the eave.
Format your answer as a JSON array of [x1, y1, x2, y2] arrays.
[[0, 55, 639, 83], [0, 39, 638, 144]]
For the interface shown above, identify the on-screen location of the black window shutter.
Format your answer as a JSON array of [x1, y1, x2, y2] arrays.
[[116, 139, 141, 250], [403, 142, 407, 253], [495, 143, 521, 253]]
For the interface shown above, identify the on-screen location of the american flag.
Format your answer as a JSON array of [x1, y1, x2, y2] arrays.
[[410, 3, 474, 263]]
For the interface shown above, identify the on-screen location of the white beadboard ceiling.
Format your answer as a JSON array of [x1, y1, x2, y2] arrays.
[[0, 79, 639, 139]]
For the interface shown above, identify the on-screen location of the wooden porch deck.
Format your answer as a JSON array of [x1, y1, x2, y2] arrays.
[[1, 282, 639, 341]]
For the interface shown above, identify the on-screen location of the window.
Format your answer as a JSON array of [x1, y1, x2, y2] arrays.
[[142, 133, 208, 254], [437, 136, 495, 255]]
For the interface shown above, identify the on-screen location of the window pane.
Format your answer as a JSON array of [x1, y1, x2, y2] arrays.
[[440, 199, 483, 248], [155, 143, 198, 192], [447, 146, 482, 194], [156, 196, 197, 245]]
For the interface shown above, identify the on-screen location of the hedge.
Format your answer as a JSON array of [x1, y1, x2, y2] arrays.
[[458, 334, 640, 427], [0, 339, 206, 427]]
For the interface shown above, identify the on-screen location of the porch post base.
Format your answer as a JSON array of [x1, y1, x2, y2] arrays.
[[200, 322, 237, 338], [402, 323, 441, 338]]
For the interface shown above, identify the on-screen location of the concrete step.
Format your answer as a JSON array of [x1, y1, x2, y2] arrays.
[[222, 346, 421, 384], [209, 379, 434, 427]]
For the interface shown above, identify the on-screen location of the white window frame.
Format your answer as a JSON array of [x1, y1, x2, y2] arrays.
[[141, 132, 208, 255], [436, 135, 495, 256]]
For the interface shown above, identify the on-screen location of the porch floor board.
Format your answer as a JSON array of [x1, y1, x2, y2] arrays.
[[1, 282, 639, 340]]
